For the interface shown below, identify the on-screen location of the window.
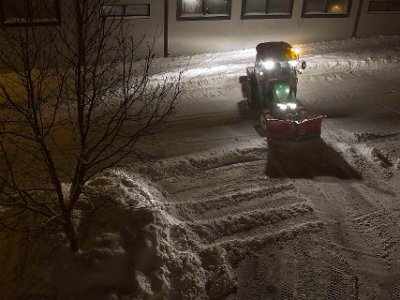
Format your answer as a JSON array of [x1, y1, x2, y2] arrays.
[[177, 0, 232, 20], [101, 4, 150, 18], [368, 0, 400, 12], [302, 0, 351, 17], [0, 0, 60, 26], [242, 0, 293, 18]]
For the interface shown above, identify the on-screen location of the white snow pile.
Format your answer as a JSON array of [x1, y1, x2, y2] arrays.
[[0, 169, 237, 299], [334, 131, 400, 172], [355, 144, 395, 169]]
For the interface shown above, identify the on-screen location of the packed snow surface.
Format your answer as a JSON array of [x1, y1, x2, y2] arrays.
[[2, 35, 400, 299], [138, 35, 400, 299]]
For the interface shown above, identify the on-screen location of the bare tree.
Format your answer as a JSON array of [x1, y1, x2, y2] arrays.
[[0, 0, 181, 252]]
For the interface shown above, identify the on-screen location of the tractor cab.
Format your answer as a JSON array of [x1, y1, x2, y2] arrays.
[[254, 41, 302, 105]]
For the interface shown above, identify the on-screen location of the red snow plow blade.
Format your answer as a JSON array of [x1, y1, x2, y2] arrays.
[[266, 115, 325, 140]]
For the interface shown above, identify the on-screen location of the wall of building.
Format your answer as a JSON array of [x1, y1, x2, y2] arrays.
[[105, 0, 165, 57], [356, 1, 400, 37], [0, 0, 165, 72], [1, 0, 400, 63], [167, 0, 361, 55]]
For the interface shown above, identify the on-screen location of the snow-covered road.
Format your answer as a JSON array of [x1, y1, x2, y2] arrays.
[[134, 36, 400, 299], [3, 35, 400, 300], [139, 36, 400, 160]]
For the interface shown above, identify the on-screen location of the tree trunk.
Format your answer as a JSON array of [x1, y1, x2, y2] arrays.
[[63, 214, 79, 252]]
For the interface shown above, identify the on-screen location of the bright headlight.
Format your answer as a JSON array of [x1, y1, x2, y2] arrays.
[[288, 60, 298, 68], [292, 48, 300, 55], [277, 104, 287, 110], [262, 60, 275, 70], [277, 103, 297, 110]]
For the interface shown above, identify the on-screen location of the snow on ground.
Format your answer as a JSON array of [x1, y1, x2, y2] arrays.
[[135, 35, 400, 299], [2, 36, 400, 299], [139, 35, 400, 173], [1, 170, 234, 299]]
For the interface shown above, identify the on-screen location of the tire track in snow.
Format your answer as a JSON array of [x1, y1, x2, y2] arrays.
[[173, 184, 297, 220], [318, 122, 400, 299], [324, 123, 400, 291], [143, 135, 400, 299], [152, 146, 329, 300], [294, 177, 398, 299], [190, 203, 316, 244], [156, 145, 376, 299]]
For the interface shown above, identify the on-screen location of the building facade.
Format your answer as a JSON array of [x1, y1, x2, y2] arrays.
[[0, 0, 399, 57]]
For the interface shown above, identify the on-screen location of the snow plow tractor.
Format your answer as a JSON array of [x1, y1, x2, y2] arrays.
[[246, 41, 324, 140]]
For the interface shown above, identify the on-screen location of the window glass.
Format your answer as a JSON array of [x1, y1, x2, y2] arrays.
[[181, 0, 203, 14], [268, 0, 292, 13], [304, 0, 326, 12], [205, 0, 229, 14], [2, 1, 28, 22], [243, 0, 292, 16], [31, 0, 58, 21], [368, 1, 386, 11], [102, 5, 150, 17], [388, 0, 400, 11], [327, 0, 348, 13], [1, 0, 60, 25], [179, 0, 230, 17], [125, 4, 150, 17], [102, 5, 125, 16], [368, 0, 400, 12], [125, 4, 150, 16], [244, 0, 266, 14], [303, 0, 350, 14]]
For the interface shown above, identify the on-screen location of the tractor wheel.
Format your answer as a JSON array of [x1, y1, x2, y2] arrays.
[[246, 75, 255, 109], [259, 112, 269, 132], [247, 90, 254, 108], [260, 110, 274, 132]]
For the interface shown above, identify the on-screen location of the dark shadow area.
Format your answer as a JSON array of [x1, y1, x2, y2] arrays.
[[237, 76, 257, 121], [253, 124, 270, 139], [298, 100, 349, 119], [237, 99, 257, 120], [266, 139, 361, 180], [238, 75, 248, 98]]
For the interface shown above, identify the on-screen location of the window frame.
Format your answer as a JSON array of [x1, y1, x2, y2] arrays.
[[368, 0, 400, 13], [177, 0, 232, 21], [302, 0, 352, 18], [241, 0, 294, 19], [101, 4, 151, 19], [0, 0, 61, 27]]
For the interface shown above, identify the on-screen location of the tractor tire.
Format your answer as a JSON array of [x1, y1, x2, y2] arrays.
[[247, 90, 254, 109], [246, 75, 256, 109], [260, 109, 274, 132], [260, 113, 267, 132]]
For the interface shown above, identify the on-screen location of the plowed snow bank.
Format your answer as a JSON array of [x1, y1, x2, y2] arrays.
[[0, 170, 236, 299]]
